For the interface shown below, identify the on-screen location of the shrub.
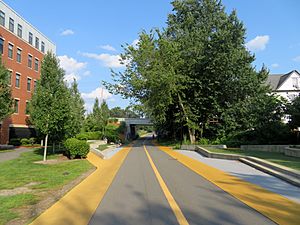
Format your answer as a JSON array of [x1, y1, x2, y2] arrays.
[[9, 138, 21, 146], [76, 131, 102, 140], [197, 138, 210, 145], [64, 138, 90, 159], [20, 138, 30, 146], [29, 137, 37, 145]]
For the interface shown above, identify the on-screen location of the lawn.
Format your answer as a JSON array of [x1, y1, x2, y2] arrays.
[[97, 144, 115, 151], [205, 147, 300, 171], [0, 148, 93, 224]]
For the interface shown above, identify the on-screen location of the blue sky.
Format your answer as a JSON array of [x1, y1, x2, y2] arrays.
[[3, 0, 300, 111]]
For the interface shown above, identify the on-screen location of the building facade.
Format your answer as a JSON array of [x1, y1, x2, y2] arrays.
[[267, 70, 300, 101], [0, 1, 56, 144]]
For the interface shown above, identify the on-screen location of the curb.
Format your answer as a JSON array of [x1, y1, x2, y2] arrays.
[[194, 146, 300, 187]]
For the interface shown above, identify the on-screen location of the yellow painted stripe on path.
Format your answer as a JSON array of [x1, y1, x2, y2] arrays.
[[156, 145, 300, 225], [144, 145, 189, 225], [30, 146, 131, 225]]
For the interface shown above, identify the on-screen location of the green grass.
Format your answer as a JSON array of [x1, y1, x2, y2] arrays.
[[0, 194, 38, 224], [206, 147, 300, 171], [97, 144, 114, 151], [157, 139, 181, 148], [0, 148, 93, 224]]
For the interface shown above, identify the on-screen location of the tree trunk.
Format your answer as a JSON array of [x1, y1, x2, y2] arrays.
[[188, 128, 196, 144], [53, 142, 55, 154], [178, 94, 196, 144], [43, 134, 48, 161]]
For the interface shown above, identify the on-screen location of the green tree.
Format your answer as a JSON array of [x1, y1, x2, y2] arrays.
[[30, 52, 71, 161], [0, 58, 13, 121], [66, 79, 85, 137], [110, 106, 125, 118], [100, 101, 110, 133], [105, 0, 274, 143], [287, 95, 300, 129]]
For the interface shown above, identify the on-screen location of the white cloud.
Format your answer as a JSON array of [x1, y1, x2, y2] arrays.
[[64, 73, 81, 83], [81, 87, 112, 100], [245, 35, 270, 52], [60, 29, 75, 36], [81, 87, 113, 113], [58, 55, 87, 74], [58, 55, 87, 83], [271, 63, 279, 68], [99, 45, 116, 52], [83, 71, 91, 76], [293, 56, 300, 62], [81, 52, 124, 68]]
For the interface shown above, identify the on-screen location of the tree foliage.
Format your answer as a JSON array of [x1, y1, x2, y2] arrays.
[[30, 52, 71, 160], [66, 79, 85, 137], [0, 57, 13, 121]]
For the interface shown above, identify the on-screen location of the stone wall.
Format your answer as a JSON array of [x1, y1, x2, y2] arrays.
[[240, 145, 289, 153]]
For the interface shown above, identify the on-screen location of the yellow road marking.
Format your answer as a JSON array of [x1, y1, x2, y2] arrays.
[[156, 144, 300, 225], [144, 145, 189, 225], [30, 146, 131, 225]]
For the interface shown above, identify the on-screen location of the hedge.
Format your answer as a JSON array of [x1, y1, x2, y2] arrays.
[[64, 138, 90, 159]]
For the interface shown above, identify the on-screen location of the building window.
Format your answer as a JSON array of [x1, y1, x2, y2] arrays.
[[8, 70, 12, 85], [35, 37, 39, 49], [25, 101, 30, 114], [15, 73, 20, 88], [8, 43, 13, 59], [41, 41, 45, 53], [34, 58, 39, 71], [33, 80, 37, 91], [17, 24, 22, 38], [28, 55, 32, 68], [0, 11, 5, 26], [14, 99, 19, 114], [17, 48, 22, 63], [9, 18, 14, 32], [29, 32, 33, 45], [27, 77, 31, 91], [0, 38, 3, 54]]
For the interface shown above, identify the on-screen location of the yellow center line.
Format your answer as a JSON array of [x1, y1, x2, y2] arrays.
[[143, 145, 189, 225]]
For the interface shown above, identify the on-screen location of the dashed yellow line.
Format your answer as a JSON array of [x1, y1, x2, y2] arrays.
[[144, 145, 189, 225], [30, 146, 131, 225], [156, 144, 300, 225]]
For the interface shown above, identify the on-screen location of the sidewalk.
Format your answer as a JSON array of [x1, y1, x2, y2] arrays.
[[0, 147, 32, 163], [177, 150, 300, 203]]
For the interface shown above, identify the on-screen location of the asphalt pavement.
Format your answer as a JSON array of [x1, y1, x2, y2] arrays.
[[89, 138, 275, 225]]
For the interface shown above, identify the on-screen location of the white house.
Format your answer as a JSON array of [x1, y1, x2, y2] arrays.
[[267, 70, 300, 101]]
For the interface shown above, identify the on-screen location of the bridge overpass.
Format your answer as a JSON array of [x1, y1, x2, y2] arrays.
[[119, 118, 153, 140]]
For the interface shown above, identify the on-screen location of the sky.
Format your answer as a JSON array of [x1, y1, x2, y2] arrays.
[[3, 0, 300, 112]]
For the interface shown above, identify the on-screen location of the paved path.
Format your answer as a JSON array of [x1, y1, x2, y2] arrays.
[[0, 147, 32, 163], [178, 150, 300, 203], [89, 139, 275, 225]]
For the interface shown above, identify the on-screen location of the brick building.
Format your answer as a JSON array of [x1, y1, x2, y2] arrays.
[[0, 1, 56, 144]]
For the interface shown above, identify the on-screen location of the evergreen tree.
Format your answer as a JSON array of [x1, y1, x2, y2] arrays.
[[66, 79, 85, 137], [30, 52, 70, 161], [100, 101, 110, 135], [0, 57, 13, 121]]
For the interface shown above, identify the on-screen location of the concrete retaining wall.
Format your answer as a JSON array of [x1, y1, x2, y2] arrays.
[[195, 146, 240, 160], [240, 145, 289, 153], [285, 147, 300, 158], [0, 145, 14, 150], [181, 144, 227, 151]]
